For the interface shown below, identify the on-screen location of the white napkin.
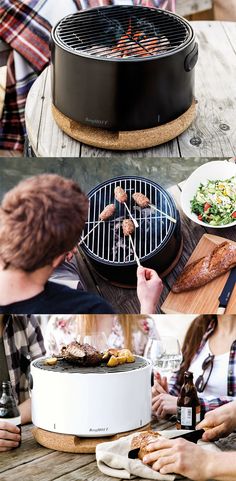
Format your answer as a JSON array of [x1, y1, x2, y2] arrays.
[[96, 432, 176, 481]]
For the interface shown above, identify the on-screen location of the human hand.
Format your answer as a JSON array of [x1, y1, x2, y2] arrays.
[[197, 400, 236, 441], [154, 372, 168, 392], [142, 437, 215, 481], [137, 267, 163, 314], [0, 421, 21, 452], [65, 246, 78, 262], [152, 393, 177, 418]]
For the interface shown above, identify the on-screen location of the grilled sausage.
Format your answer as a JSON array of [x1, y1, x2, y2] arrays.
[[114, 186, 128, 203], [122, 219, 135, 236], [99, 203, 116, 221], [132, 192, 150, 208]]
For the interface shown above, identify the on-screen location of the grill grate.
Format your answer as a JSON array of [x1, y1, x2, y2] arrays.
[[54, 6, 192, 60], [80, 177, 176, 265], [32, 356, 148, 374]]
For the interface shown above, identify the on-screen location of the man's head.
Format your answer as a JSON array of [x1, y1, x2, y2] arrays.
[[0, 174, 89, 272]]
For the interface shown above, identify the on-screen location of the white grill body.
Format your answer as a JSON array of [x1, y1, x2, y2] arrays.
[[31, 357, 152, 436]]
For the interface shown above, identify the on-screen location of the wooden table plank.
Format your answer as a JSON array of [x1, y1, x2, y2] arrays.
[[25, 22, 236, 158], [178, 22, 236, 157]]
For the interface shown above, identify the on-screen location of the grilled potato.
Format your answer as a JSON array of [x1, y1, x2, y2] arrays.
[[44, 357, 58, 366], [107, 355, 120, 367]]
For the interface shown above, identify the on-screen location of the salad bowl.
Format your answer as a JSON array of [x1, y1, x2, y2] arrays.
[[181, 160, 236, 228]]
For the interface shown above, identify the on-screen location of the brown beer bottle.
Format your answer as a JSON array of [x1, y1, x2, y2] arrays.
[[176, 371, 201, 430], [0, 381, 21, 445]]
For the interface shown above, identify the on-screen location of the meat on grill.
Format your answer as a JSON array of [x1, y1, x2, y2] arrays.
[[114, 186, 128, 203], [132, 192, 150, 208], [99, 203, 116, 221], [122, 219, 135, 236], [61, 342, 103, 366]]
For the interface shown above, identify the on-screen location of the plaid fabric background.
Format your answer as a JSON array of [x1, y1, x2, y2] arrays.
[[169, 319, 236, 415], [3, 315, 46, 404], [0, 0, 175, 151]]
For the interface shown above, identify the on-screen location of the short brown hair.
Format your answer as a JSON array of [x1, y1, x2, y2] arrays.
[[0, 174, 89, 272]]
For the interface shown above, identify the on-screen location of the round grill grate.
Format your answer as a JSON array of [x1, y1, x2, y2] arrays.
[[53, 6, 192, 60], [32, 356, 149, 374]]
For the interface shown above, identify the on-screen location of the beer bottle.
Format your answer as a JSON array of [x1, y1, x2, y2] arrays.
[[0, 381, 21, 445], [176, 371, 201, 430]]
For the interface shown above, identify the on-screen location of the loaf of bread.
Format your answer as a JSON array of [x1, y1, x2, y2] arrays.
[[129, 431, 161, 460], [172, 241, 236, 293]]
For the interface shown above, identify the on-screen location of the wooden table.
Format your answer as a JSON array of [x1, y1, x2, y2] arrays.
[[25, 21, 236, 158], [0, 420, 211, 481]]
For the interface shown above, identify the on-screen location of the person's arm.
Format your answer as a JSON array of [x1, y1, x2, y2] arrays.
[[142, 437, 236, 481], [19, 398, 31, 425], [197, 400, 236, 441], [136, 267, 163, 314], [198, 396, 234, 417]]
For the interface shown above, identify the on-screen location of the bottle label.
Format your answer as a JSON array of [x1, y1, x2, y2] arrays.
[[0, 415, 21, 426], [180, 407, 193, 427]]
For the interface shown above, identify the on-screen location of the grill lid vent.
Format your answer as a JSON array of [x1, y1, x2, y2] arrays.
[[53, 6, 192, 60]]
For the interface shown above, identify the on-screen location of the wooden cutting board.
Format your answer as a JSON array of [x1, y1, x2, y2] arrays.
[[161, 233, 236, 314]]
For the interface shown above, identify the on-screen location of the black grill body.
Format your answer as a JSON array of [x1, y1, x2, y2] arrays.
[[51, 6, 198, 131], [79, 176, 182, 286]]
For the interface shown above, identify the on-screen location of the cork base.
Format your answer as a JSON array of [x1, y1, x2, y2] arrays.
[[52, 100, 197, 151], [95, 235, 183, 289], [32, 422, 151, 453]]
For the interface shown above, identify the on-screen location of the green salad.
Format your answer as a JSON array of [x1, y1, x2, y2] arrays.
[[191, 177, 236, 226]]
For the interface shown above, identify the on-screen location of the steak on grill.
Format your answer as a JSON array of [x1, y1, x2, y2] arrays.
[[61, 342, 103, 366]]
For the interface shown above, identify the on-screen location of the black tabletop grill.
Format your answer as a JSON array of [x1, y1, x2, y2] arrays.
[[33, 356, 148, 374], [51, 6, 198, 131], [79, 176, 182, 286]]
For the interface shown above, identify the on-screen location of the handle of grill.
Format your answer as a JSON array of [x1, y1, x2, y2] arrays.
[[184, 42, 198, 72]]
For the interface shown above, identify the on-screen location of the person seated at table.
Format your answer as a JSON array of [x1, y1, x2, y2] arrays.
[[44, 314, 160, 356], [152, 315, 236, 418], [0, 0, 175, 153], [143, 400, 236, 480], [0, 174, 163, 314], [0, 314, 45, 452]]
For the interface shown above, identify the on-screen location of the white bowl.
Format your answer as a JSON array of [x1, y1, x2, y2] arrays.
[[181, 160, 236, 228]]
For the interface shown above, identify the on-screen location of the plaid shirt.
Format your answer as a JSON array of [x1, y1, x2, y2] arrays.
[[169, 320, 236, 415], [2, 315, 45, 405], [0, 0, 175, 151]]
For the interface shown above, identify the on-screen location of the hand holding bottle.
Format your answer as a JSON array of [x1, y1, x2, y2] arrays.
[[0, 420, 21, 452]]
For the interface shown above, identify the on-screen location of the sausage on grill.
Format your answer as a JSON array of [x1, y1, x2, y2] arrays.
[[99, 203, 116, 221], [132, 192, 150, 208], [122, 219, 135, 236], [114, 186, 128, 203]]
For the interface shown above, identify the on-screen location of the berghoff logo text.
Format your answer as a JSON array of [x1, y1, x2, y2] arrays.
[[89, 427, 109, 432], [85, 117, 109, 126]]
